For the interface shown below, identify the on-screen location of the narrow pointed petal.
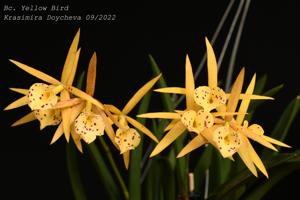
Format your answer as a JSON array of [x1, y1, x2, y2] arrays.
[[122, 74, 161, 115], [185, 55, 195, 109], [237, 135, 258, 177], [212, 112, 247, 117], [67, 86, 104, 109], [126, 116, 159, 143], [86, 52, 97, 96], [150, 121, 186, 157], [137, 112, 180, 119], [52, 98, 82, 109], [9, 59, 60, 85], [177, 134, 206, 158], [61, 90, 71, 142], [71, 129, 83, 153], [243, 130, 278, 151], [9, 88, 28, 95], [226, 68, 245, 121], [61, 29, 80, 84], [104, 104, 122, 114], [226, 93, 274, 100], [154, 87, 186, 94], [246, 138, 269, 178], [262, 135, 291, 148], [66, 48, 81, 85], [50, 123, 64, 144], [11, 112, 36, 127], [205, 37, 218, 88], [165, 119, 179, 131], [123, 151, 130, 169], [236, 74, 256, 125], [4, 96, 28, 110]]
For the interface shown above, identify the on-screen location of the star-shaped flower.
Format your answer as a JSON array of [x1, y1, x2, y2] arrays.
[[104, 74, 161, 168], [5, 29, 105, 146]]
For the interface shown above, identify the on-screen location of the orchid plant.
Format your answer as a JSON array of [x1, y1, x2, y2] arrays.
[[4, 28, 299, 200]]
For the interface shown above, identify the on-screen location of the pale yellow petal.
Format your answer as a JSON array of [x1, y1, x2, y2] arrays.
[[126, 116, 158, 143], [66, 48, 81, 85], [9, 88, 28, 95], [236, 74, 256, 125], [205, 37, 218, 88], [9, 59, 60, 85], [50, 123, 64, 144], [74, 111, 105, 144], [86, 52, 97, 96], [34, 109, 61, 130], [67, 86, 104, 110], [262, 135, 291, 148], [122, 74, 161, 114], [154, 87, 186, 94], [4, 96, 28, 110], [237, 135, 258, 177], [123, 151, 130, 170], [11, 112, 36, 127], [104, 104, 122, 115], [115, 128, 141, 154], [150, 121, 186, 157], [137, 112, 180, 119], [61, 28, 80, 84], [185, 55, 195, 109], [226, 68, 245, 121], [213, 126, 241, 158], [177, 134, 206, 158]]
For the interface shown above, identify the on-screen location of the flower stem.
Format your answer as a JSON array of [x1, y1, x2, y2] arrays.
[[98, 137, 129, 200]]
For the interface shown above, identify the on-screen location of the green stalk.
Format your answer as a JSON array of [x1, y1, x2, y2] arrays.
[[98, 137, 129, 200], [66, 141, 87, 200]]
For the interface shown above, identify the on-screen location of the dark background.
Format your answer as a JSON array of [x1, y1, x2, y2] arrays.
[[1, 1, 299, 199]]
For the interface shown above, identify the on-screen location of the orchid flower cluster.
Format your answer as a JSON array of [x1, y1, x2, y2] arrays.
[[5, 30, 290, 176]]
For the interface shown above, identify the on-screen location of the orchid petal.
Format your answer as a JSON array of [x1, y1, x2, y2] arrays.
[[71, 128, 83, 153], [50, 123, 64, 144], [9, 59, 60, 85], [34, 109, 61, 130], [137, 112, 180, 119], [126, 116, 158, 143], [4, 96, 28, 110], [177, 134, 206, 158], [11, 112, 36, 127], [205, 37, 218, 88], [123, 152, 130, 169], [150, 121, 186, 157], [154, 87, 186, 94], [115, 128, 141, 154], [185, 55, 195, 109], [9, 88, 28, 95], [122, 74, 161, 114], [86, 52, 97, 96]]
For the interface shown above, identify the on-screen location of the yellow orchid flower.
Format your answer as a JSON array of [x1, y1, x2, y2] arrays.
[[179, 68, 290, 178], [139, 38, 274, 159], [5, 29, 105, 145], [104, 74, 161, 169]]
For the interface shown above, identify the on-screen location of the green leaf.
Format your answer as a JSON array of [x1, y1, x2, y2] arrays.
[[145, 157, 163, 200], [159, 157, 176, 200], [66, 140, 87, 200], [253, 74, 267, 95], [129, 92, 152, 200], [194, 145, 213, 193], [87, 143, 121, 200], [149, 54, 188, 197], [148, 54, 174, 111], [208, 150, 300, 200], [261, 96, 300, 158], [242, 162, 300, 200]]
